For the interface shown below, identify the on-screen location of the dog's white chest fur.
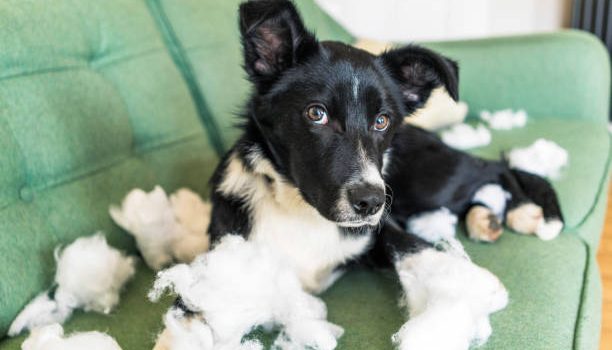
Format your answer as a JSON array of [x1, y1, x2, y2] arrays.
[[219, 150, 371, 292], [249, 193, 371, 292]]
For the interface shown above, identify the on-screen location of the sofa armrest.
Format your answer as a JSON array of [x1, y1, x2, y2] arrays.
[[424, 30, 611, 123]]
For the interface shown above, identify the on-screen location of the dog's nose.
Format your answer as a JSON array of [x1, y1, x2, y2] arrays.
[[348, 185, 385, 217]]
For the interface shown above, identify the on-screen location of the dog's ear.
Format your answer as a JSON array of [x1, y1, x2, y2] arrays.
[[239, 0, 318, 91], [379, 45, 459, 110]]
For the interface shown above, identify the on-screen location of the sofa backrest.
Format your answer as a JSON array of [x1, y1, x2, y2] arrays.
[[0, 0, 352, 337]]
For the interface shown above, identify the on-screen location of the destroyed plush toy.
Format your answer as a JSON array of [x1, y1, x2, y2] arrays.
[[9, 234, 135, 336]]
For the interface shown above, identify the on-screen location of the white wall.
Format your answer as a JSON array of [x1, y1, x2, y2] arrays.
[[315, 0, 573, 42]]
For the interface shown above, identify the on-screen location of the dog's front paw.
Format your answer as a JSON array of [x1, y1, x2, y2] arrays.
[[394, 249, 508, 350], [392, 301, 474, 350], [274, 320, 344, 350]]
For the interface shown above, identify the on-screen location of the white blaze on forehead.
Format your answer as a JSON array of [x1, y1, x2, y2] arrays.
[[356, 140, 385, 189], [352, 76, 360, 100], [382, 148, 392, 177]]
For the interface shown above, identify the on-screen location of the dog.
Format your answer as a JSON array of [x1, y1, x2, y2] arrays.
[[152, 1, 564, 349]]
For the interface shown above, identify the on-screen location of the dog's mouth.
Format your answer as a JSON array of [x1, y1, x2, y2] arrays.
[[334, 208, 385, 228], [335, 220, 374, 228]]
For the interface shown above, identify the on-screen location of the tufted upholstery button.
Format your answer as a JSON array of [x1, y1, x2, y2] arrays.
[[19, 187, 34, 202]]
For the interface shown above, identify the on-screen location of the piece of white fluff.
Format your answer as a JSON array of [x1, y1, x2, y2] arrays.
[[441, 123, 491, 150], [507, 139, 569, 179], [471, 184, 511, 219], [393, 249, 508, 350], [8, 234, 136, 336], [7, 294, 72, 337], [480, 109, 527, 130], [22, 323, 122, 350], [150, 235, 343, 350], [109, 186, 211, 270]]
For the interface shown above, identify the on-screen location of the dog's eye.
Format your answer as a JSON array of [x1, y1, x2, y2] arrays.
[[373, 114, 390, 131], [305, 104, 329, 125]]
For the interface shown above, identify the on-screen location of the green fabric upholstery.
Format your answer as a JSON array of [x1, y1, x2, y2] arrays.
[[0, 1, 609, 349], [425, 31, 611, 123], [0, 0, 218, 336]]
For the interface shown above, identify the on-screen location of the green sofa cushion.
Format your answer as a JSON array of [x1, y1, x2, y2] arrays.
[[0, 230, 590, 350], [425, 31, 611, 124], [0, 0, 219, 335]]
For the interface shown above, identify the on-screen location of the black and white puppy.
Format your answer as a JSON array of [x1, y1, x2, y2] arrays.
[[152, 1, 563, 349]]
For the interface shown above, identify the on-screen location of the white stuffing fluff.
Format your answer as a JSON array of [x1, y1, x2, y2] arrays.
[[53, 233, 136, 314], [153, 309, 216, 350], [7, 293, 72, 337], [441, 123, 491, 150], [507, 139, 569, 179], [109, 186, 211, 270], [22, 323, 122, 350], [9, 234, 135, 336], [393, 249, 508, 350], [471, 184, 511, 219], [480, 109, 527, 130], [150, 235, 343, 350]]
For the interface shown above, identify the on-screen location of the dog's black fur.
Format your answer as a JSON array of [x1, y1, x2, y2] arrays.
[[208, 0, 564, 274]]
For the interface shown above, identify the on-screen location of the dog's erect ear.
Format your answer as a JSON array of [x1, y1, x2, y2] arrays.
[[380, 45, 459, 109], [239, 0, 318, 91]]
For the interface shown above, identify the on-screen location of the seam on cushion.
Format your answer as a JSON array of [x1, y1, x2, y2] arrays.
[[572, 239, 593, 350], [0, 48, 170, 82], [567, 134, 612, 231], [0, 65, 86, 82], [90, 46, 166, 69], [0, 116, 28, 212], [145, 0, 226, 157], [0, 132, 204, 201]]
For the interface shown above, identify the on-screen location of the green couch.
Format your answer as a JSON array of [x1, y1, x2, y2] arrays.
[[0, 0, 610, 349]]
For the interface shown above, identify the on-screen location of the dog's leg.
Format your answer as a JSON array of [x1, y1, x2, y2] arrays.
[[509, 169, 564, 240], [372, 218, 508, 350], [150, 235, 343, 350], [466, 184, 509, 242], [501, 170, 563, 240]]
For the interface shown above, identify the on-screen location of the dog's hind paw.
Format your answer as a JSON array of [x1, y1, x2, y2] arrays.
[[535, 219, 563, 241], [505, 203, 543, 235], [466, 205, 503, 242]]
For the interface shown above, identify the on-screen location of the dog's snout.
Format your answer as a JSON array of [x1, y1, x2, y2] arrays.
[[348, 185, 385, 217]]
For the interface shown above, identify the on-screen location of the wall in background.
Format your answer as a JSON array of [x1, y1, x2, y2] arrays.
[[315, 0, 573, 42]]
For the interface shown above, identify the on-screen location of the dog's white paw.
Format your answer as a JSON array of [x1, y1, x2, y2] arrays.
[[535, 219, 563, 241], [394, 249, 508, 350], [506, 203, 543, 235], [392, 301, 474, 350]]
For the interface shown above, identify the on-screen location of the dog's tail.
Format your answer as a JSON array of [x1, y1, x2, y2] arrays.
[[500, 168, 564, 240]]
